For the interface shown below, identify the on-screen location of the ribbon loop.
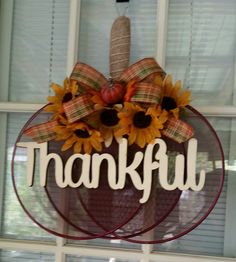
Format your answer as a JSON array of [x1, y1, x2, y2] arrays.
[[119, 57, 166, 83], [63, 95, 95, 123], [130, 82, 162, 104], [70, 63, 107, 92], [24, 121, 57, 143], [162, 117, 194, 143]]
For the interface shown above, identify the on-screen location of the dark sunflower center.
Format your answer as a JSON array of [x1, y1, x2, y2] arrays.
[[100, 109, 119, 127], [133, 111, 152, 129], [62, 92, 73, 103], [74, 129, 90, 138], [161, 96, 177, 111]]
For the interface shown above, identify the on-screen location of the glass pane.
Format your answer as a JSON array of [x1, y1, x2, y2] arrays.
[[67, 238, 141, 250], [2, 0, 70, 103], [0, 112, 55, 241], [1, 112, 141, 245], [78, 0, 158, 77], [66, 256, 139, 262], [153, 117, 236, 258], [0, 250, 54, 262], [166, 0, 236, 106]]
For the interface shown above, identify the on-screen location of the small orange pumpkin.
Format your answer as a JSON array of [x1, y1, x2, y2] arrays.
[[101, 80, 125, 104]]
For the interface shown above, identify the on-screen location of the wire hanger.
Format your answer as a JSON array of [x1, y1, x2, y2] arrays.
[[115, 0, 130, 16]]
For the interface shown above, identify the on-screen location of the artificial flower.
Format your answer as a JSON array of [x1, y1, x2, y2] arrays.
[[115, 102, 167, 148], [160, 75, 191, 119], [44, 78, 78, 119], [85, 104, 122, 147], [54, 121, 103, 154], [98, 105, 123, 147]]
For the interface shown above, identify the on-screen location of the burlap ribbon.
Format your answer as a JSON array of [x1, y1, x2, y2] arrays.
[[24, 58, 194, 144]]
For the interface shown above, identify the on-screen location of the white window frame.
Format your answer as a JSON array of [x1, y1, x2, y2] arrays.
[[0, 0, 236, 261]]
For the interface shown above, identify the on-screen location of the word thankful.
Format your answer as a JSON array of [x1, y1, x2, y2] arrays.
[[17, 138, 205, 204]]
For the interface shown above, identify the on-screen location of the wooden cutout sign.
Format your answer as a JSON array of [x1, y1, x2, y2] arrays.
[[17, 137, 206, 204]]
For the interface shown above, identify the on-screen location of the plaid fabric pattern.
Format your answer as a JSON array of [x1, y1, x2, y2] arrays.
[[131, 82, 162, 104], [119, 58, 165, 83], [24, 121, 57, 143], [162, 117, 194, 143], [63, 95, 95, 123], [70, 62, 107, 91]]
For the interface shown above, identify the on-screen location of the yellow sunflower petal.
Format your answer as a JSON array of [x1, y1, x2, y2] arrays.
[[177, 90, 191, 107], [143, 129, 153, 143], [75, 122, 88, 130], [47, 96, 60, 103], [171, 108, 180, 119], [92, 130, 102, 140], [119, 117, 132, 126], [158, 111, 168, 124], [128, 127, 137, 145], [71, 81, 78, 95], [174, 80, 182, 91], [63, 78, 70, 90], [90, 138, 102, 152], [74, 141, 82, 153], [149, 124, 161, 138], [83, 141, 92, 154], [61, 136, 77, 151], [169, 86, 179, 99], [163, 75, 173, 95], [146, 106, 162, 117], [124, 102, 138, 112], [146, 107, 155, 116], [153, 75, 163, 87], [114, 127, 129, 138], [51, 83, 64, 97], [148, 125, 159, 138], [100, 126, 113, 140], [54, 126, 69, 133], [44, 103, 60, 111], [136, 131, 146, 148], [55, 129, 72, 137], [55, 132, 72, 141]]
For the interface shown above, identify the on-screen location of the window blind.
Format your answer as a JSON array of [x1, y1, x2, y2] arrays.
[[2, 113, 54, 241], [1, 0, 70, 242], [78, 0, 158, 77], [155, 0, 236, 254], [165, 0, 236, 107], [8, 0, 70, 103], [0, 250, 54, 262], [154, 117, 230, 256], [66, 256, 138, 262]]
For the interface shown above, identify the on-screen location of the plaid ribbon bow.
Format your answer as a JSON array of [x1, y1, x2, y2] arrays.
[[24, 57, 193, 144], [69, 57, 165, 108]]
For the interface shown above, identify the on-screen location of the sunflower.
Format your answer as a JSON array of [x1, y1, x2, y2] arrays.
[[44, 78, 78, 119], [98, 105, 123, 147], [54, 121, 103, 154], [160, 75, 191, 119], [115, 102, 168, 148], [84, 104, 122, 147]]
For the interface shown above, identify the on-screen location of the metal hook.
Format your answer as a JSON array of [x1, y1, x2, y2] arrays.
[[115, 0, 130, 16]]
